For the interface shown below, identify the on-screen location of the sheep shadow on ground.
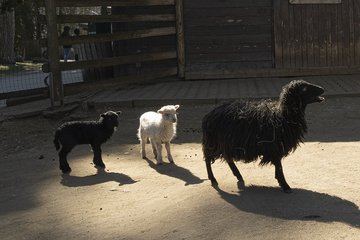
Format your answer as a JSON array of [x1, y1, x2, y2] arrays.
[[213, 185, 360, 228], [143, 157, 204, 186], [60, 168, 137, 187]]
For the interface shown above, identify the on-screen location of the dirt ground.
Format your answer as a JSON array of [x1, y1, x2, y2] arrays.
[[0, 96, 359, 240]]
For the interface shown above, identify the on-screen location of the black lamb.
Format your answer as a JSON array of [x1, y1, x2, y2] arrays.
[[202, 80, 325, 193], [53, 111, 121, 173]]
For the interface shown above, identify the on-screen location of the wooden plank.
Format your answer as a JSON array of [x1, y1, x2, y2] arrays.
[[186, 25, 272, 36], [187, 52, 273, 63], [288, 3, 295, 68], [306, 6, 315, 67], [57, 14, 175, 24], [349, 0, 355, 66], [175, 0, 185, 78], [185, 66, 360, 80], [273, 0, 283, 68], [57, 27, 176, 45], [186, 44, 271, 54], [301, 6, 308, 68], [45, 0, 63, 106], [342, 0, 350, 66], [290, 0, 341, 4], [185, 62, 274, 73], [354, 0, 360, 65], [185, 0, 272, 8], [185, 8, 272, 18], [329, 5, 338, 66], [294, 5, 303, 68], [185, 34, 272, 45], [54, 0, 175, 7], [336, 3, 343, 66], [43, 51, 177, 72], [184, 15, 271, 27]]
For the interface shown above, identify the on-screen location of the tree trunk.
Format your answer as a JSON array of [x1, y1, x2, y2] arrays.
[[0, 9, 15, 64]]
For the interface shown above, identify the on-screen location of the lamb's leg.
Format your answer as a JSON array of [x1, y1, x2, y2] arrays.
[[155, 141, 163, 165], [226, 159, 244, 184], [59, 145, 73, 173], [140, 134, 147, 159], [274, 160, 292, 193], [150, 139, 157, 159], [205, 158, 218, 186], [164, 141, 174, 163], [91, 144, 105, 168]]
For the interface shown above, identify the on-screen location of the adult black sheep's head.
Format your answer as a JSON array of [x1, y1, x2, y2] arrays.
[[280, 80, 325, 108], [100, 111, 122, 129]]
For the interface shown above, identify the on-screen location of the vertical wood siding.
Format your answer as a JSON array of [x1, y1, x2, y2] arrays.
[[274, 0, 360, 68], [184, 0, 273, 77]]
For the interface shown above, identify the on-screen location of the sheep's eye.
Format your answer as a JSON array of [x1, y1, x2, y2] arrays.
[[165, 113, 170, 117], [302, 87, 307, 92]]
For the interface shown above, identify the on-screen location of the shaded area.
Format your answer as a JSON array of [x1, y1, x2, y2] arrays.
[[61, 168, 137, 187], [144, 157, 204, 186], [214, 185, 360, 228]]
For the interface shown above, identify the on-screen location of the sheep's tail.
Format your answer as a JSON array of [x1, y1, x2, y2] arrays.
[[53, 130, 61, 151]]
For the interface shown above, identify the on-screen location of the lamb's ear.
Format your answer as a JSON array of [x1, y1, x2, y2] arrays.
[[174, 105, 180, 110], [157, 106, 165, 114], [116, 111, 122, 115], [100, 113, 106, 118]]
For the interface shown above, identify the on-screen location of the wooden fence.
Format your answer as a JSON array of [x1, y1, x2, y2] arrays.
[[42, 0, 184, 106], [274, 0, 360, 69]]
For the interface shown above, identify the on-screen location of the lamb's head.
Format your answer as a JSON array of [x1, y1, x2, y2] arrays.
[[99, 111, 122, 129], [157, 105, 180, 123], [279, 80, 325, 109]]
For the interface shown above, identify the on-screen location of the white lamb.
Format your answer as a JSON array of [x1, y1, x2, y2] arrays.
[[137, 105, 180, 165]]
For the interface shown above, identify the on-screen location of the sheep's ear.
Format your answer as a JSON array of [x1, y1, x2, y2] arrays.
[[116, 111, 122, 115], [100, 113, 106, 118], [174, 105, 180, 110], [157, 109, 164, 114]]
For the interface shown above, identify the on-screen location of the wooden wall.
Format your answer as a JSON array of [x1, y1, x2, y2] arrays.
[[274, 0, 360, 69], [184, 0, 273, 79]]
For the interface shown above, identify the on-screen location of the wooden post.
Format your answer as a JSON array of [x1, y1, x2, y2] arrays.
[[45, 0, 64, 107], [175, 0, 185, 78]]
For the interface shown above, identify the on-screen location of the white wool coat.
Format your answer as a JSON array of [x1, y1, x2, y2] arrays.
[[138, 111, 177, 142]]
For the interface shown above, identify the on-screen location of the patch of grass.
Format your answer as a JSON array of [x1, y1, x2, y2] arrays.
[[0, 61, 43, 76]]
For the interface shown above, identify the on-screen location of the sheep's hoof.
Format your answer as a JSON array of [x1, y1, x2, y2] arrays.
[[283, 188, 293, 193], [237, 180, 245, 190], [94, 161, 105, 168], [61, 167, 71, 174], [210, 179, 218, 186]]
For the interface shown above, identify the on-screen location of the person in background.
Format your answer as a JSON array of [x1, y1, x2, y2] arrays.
[[73, 28, 80, 61], [61, 26, 72, 62]]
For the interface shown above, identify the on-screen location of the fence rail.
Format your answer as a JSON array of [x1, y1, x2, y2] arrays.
[[42, 0, 184, 106]]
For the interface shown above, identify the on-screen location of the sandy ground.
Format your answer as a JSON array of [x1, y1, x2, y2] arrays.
[[0, 96, 359, 240]]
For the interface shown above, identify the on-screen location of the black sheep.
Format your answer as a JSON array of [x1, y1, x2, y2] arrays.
[[53, 111, 121, 173], [202, 80, 325, 193]]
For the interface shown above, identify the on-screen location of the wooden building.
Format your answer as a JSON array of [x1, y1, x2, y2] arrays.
[[184, 0, 360, 79]]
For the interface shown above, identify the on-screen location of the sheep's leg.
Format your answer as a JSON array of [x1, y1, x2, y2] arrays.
[[155, 141, 163, 165], [226, 159, 244, 184], [164, 142, 174, 163], [274, 161, 292, 193], [150, 139, 157, 159], [59, 145, 73, 173], [91, 144, 105, 168], [140, 135, 147, 159], [205, 158, 218, 186]]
